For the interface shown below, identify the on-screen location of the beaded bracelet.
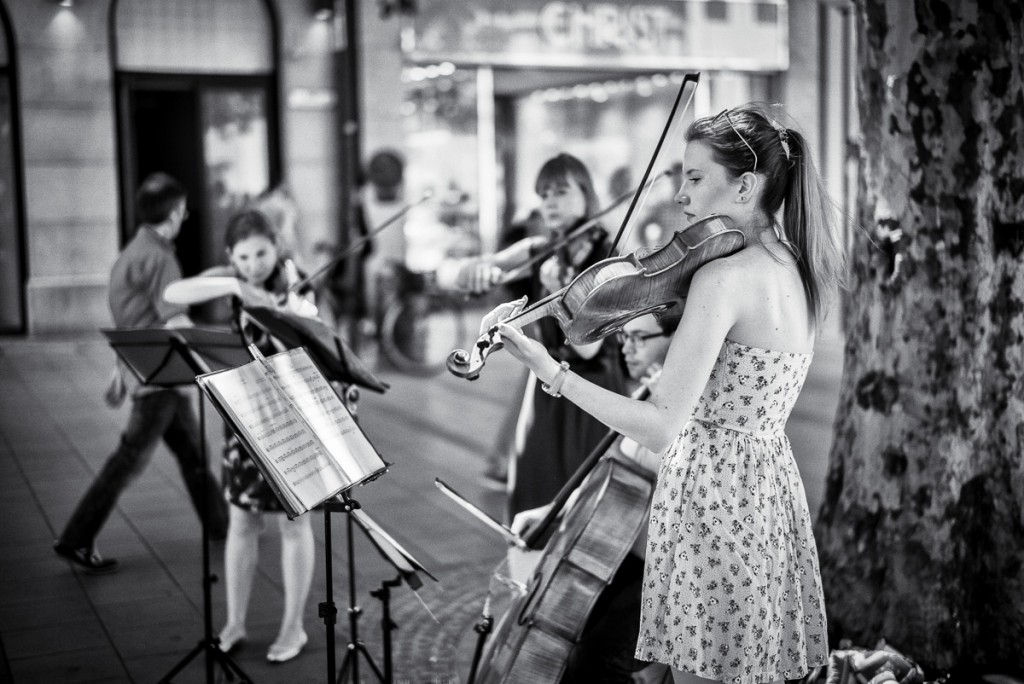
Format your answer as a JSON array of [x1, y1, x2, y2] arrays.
[[541, 361, 570, 398]]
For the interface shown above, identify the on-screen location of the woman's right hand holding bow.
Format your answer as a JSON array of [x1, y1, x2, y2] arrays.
[[456, 258, 504, 294]]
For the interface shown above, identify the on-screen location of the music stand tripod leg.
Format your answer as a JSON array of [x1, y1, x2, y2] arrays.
[[156, 338, 253, 684], [323, 495, 386, 684], [320, 505, 339, 682], [369, 575, 402, 683]]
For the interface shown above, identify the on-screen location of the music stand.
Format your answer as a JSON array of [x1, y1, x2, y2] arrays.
[[102, 326, 254, 684], [322, 493, 436, 684], [241, 305, 389, 394]]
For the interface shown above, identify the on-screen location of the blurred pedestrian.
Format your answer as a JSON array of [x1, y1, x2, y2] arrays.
[[54, 172, 228, 575]]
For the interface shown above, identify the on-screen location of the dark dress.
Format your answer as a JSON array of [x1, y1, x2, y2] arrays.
[[507, 227, 628, 517]]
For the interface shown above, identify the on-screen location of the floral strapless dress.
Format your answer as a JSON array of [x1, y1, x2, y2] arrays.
[[635, 339, 828, 684]]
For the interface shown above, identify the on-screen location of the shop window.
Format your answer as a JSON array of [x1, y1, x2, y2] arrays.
[[705, 1, 728, 21], [756, 3, 779, 23], [201, 87, 271, 270], [401, 65, 481, 268]]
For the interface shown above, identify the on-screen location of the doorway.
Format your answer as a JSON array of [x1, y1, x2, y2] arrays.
[[126, 85, 203, 275], [117, 74, 279, 321]]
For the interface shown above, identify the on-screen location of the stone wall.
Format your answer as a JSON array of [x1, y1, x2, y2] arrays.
[[12, 1, 118, 332]]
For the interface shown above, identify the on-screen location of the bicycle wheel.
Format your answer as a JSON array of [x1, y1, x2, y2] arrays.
[[379, 292, 466, 376]]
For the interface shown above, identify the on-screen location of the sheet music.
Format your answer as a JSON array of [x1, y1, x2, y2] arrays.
[[198, 346, 387, 517], [266, 349, 386, 484], [202, 360, 346, 513]]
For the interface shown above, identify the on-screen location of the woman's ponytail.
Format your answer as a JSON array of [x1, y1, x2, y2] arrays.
[[782, 129, 847, 324]]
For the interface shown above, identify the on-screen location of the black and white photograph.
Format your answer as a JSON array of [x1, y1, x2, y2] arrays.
[[0, 1, 1020, 683]]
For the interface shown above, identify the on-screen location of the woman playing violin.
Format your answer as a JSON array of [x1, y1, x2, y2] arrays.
[[440, 153, 627, 518], [483, 105, 846, 684], [165, 209, 317, 662]]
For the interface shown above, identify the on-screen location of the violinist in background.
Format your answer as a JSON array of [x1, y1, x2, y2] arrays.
[[165, 209, 318, 663], [482, 105, 845, 684], [512, 312, 678, 684], [437, 153, 627, 519]]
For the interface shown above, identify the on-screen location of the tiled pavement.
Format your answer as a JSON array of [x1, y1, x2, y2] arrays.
[[0, 318, 843, 684]]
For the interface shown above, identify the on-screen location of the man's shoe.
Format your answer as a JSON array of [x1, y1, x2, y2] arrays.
[[53, 541, 120, 574]]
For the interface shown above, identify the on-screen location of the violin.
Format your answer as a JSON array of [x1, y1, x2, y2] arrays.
[[447, 213, 745, 380], [465, 174, 670, 291], [447, 72, 741, 381]]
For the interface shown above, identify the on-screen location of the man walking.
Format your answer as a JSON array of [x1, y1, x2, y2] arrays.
[[54, 172, 228, 574]]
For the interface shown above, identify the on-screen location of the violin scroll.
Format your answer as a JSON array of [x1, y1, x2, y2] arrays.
[[446, 349, 476, 380], [445, 326, 503, 380]]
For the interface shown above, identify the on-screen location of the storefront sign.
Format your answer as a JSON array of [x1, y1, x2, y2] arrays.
[[403, 0, 788, 71]]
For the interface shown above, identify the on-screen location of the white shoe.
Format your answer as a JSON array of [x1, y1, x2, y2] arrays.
[[217, 624, 247, 653], [267, 630, 308, 663]]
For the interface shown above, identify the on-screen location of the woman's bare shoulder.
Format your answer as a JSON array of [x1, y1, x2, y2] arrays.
[[692, 248, 755, 287]]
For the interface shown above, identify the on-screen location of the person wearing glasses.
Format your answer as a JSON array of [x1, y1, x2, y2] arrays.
[[54, 172, 228, 574], [511, 312, 677, 684], [483, 105, 845, 684]]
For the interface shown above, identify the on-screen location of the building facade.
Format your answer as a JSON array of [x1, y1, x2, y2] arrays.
[[0, 0, 854, 334]]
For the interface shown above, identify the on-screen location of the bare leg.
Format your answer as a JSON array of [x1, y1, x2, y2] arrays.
[[273, 513, 314, 646], [220, 505, 264, 646]]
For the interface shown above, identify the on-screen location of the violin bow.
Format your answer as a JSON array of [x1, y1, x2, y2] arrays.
[[287, 190, 433, 293], [605, 72, 701, 258], [496, 179, 662, 286]]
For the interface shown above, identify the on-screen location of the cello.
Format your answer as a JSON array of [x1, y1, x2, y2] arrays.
[[473, 381, 657, 684]]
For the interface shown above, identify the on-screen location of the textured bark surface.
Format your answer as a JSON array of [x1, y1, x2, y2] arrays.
[[815, 0, 1024, 671]]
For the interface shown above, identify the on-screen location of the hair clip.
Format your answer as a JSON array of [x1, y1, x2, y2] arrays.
[[769, 118, 792, 161]]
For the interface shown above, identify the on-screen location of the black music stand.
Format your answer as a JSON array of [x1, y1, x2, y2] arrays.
[[102, 326, 254, 684], [241, 305, 389, 394], [322, 493, 436, 684]]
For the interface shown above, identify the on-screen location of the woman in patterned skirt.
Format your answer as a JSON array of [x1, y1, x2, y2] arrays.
[[482, 104, 847, 684], [166, 209, 317, 663]]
